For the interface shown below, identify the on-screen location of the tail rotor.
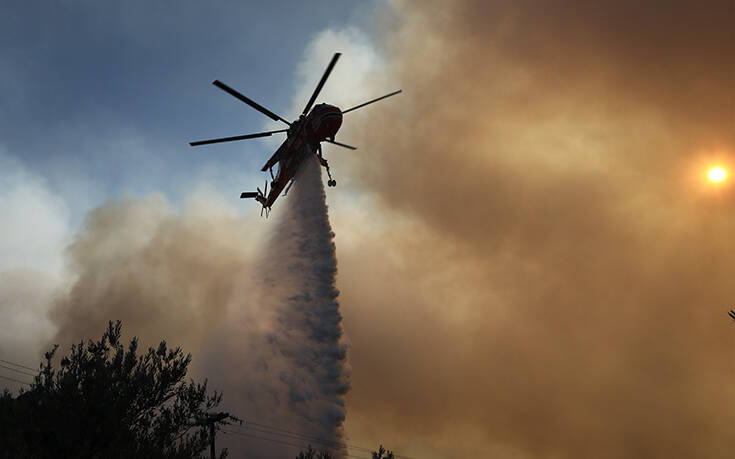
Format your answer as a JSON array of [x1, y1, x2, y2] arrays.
[[241, 180, 271, 217], [259, 180, 269, 217]]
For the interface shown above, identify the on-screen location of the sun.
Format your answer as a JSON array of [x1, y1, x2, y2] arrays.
[[708, 166, 727, 183]]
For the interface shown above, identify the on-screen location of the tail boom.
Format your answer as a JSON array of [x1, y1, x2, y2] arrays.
[[240, 191, 267, 206]]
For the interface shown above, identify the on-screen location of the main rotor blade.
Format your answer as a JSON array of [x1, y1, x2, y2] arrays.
[[212, 80, 291, 126], [341, 90, 402, 115], [189, 129, 288, 147], [324, 139, 357, 150], [302, 53, 341, 115]]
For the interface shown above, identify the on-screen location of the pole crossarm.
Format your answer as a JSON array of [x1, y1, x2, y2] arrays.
[[189, 411, 242, 459]]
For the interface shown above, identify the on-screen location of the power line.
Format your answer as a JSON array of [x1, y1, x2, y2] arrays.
[[230, 421, 415, 459], [235, 421, 370, 451], [0, 364, 36, 378], [0, 359, 37, 373], [233, 423, 371, 453], [222, 429, 322, 451], [0, 374, 31, 385], [221, 429, 371, 459]]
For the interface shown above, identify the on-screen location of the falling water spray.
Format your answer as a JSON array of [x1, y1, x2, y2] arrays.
[[205, 155, 350, 458]]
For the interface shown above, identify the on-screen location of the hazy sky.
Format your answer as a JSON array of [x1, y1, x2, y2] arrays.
[[2, 1, 735, 458]]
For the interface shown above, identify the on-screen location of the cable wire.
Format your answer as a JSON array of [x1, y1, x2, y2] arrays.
[[0, 374, 31, 385], [0, 363, 36, 378], [230, 421, 414, 459], [233, 423, 370, 453], [0, 359, 37, 372], [221, 429, 370, 459]]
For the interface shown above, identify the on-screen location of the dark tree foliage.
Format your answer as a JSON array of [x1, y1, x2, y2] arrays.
[[0, 321, 226, 459], [296, 445, 334, 459], [371, 445, 395, 459]]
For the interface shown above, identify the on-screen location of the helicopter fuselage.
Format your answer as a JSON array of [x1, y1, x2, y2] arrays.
[[260, 104, 342, 208]]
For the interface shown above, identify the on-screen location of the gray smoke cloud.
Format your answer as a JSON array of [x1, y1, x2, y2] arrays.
[[0, 152, 69, 381], [48, 157, 349, 458], [50, 193, 254, 354]]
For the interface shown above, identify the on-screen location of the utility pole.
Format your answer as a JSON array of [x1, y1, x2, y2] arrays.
[[209, 421, 216, 459], [191, 411, 243, 459]]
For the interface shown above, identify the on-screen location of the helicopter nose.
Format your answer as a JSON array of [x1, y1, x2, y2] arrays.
[[325, 113, 342, 137], [315, 107, 343, 140]]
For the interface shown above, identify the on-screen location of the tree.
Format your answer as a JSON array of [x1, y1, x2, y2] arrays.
[[0, 321, 226, 459], [372, 445, 395, 459], [296, 445, 334, 459]]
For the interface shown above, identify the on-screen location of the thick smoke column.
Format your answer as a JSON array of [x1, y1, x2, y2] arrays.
[[204, 155, 350, 457], [334, 1, 735, 458]]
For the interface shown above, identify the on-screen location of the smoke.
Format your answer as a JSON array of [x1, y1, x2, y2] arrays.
[[49, 193, 256, 354], [326, 1, 735, 458], [201, 156, 349, 458], [0, 152, 69, 379], [46, 156, 348, 457]]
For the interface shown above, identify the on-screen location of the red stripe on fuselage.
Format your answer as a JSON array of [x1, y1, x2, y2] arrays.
[[265, 143, 315, 208]]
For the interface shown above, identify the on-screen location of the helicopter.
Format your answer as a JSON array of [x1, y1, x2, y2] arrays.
[[189, 52, 401, 216]]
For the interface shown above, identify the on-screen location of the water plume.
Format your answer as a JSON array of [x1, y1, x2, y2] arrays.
[[203, 155, 350, 458]]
